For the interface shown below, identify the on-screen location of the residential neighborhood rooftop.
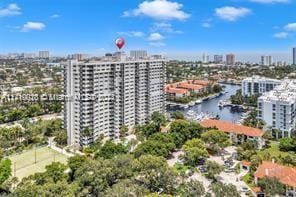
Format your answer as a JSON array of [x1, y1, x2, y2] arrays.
[[200, 119, 265, 137], [254, 161, 296, 187]]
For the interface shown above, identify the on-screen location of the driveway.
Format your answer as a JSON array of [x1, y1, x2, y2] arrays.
[[219, 171, 250, 197], [167, 150, 184, 167], [190, 172, 212, 192]]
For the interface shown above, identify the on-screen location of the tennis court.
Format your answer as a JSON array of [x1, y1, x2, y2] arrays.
[[9, 146, 69, 180]]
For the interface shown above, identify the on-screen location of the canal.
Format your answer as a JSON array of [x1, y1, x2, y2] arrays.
[[170, 84, 243, 123]]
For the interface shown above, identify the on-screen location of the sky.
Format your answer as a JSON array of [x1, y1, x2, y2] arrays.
[[0, 0, 296, 62]]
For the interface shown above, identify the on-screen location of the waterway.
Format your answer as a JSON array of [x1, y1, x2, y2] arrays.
[[169, 84, 243, 123]]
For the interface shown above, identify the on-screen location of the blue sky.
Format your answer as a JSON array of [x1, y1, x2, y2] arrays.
[[0, 0, 296, 61]]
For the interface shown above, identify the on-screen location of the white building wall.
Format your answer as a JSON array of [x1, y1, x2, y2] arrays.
[[64, 59, 166, 146]]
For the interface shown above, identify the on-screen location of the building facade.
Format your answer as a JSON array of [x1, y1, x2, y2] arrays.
[[63, 59, 166, 146], [39, 51, 50, 59], [260, 55, 273, 66], [226, 53, 235, 65], [257, 80, 296, 138], [130, 50, 148, 60], [242, 76, 281, 96], [214, 55, 223, 63]]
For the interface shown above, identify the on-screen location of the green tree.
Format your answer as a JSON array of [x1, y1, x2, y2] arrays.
[[181, 138, 208, 167], [201, 130, 231, 153], [95, 141, 128, 159], [68, 155, 87, 181], [169, 120, 191, 148], [104, 179, 149, 197], [279, 137, 296, 152], [151, 112, 167, 131], [258, 177, 286, 197], [176, 180, 205, 197], [54, 130, 67, 146], [44, 162, 68, 183], [205, 160, 224, 179], [119, 125, 129, 139], [211, 182, 240, 197], [74, 159, 115, 195], [0, 159, 12, 186], [171, 111, 185, 120], [133, 155, 178, 194]]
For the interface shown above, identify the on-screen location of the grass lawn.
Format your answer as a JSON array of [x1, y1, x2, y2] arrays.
[[242, 172, 255, 187], [173, 163, 190, 174], [257, 141, 292, 159], [9, 146, 69, 181]]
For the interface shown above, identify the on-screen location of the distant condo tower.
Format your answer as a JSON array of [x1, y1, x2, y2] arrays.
[[226, 53, 235, 65], [38, 51, 50, 59], [63, 55, 166, 146], [130, 50, 148, 60]]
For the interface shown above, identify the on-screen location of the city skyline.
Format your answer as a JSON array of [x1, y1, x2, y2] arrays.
[[1, 0, 296, 61]]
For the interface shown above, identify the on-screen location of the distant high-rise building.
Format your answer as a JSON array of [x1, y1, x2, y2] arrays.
[[130, 50, 148, 60], [69, 53, 85, 61], [214, 55, 223, 63], [226, 53, 235, 65], [261, 55, 273, 66], [242, 76, 281, 96], [63, 57, 166, 146], [293, 47, 296, 65], [39, 51, 50, 59], [202, 53, 210, 63]]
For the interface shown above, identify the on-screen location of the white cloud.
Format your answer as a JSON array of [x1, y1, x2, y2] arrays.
[[50, 14, 60, 18], [151, 22, 183, 34], [284, 23, 296, 31], [21, 22, 46, 32], [202, 22, 211, 28], [215, 6, 251, 22], [117, 31, 145, 37], [149, 42, 166, 47], [273, 32, 289, 39], [148, 32, 164, 41], [249, 0, 289, 4], [123, 0, 190, 21], [0, 3, 21, 17]]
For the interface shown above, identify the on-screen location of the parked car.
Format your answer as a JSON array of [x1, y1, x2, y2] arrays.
[[198, 166, 208, 173], [240, 187, 250, 193], [224, 168, 234, 173]]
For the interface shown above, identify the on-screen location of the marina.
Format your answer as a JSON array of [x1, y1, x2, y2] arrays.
[[168, 83, 245, 123]]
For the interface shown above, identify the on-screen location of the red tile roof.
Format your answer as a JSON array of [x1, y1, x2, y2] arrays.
[[252, 187, 262, 193], [241, 160, 252, 166], [165, 87, 188, 94], [177, 83, 204, 91], [200, 119, 264, 137], [254, 161, 296, 187]]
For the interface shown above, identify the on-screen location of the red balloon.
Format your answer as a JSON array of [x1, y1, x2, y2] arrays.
[[115, 37, 125, 49]]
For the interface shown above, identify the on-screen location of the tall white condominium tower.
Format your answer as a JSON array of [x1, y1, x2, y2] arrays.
[[63, 58, 166, 146], [130, 50, 148, 60], [258, 80, 296, 138], [293, 47, 296, 65], [242, 76, 281, 96], [261, 55, 273, 66]]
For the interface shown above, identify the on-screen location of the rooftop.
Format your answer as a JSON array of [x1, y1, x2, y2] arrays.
[[254, 161, 296, 187], [241, 160, 252, 166], [258, 79, 296, 103], [165, 87, 188, 94], [200, 119, 265, 137], [242, 75, 281, 83]]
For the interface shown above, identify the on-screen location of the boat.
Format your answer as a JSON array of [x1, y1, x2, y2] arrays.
[[195, 99, 202, 104], [186, 110, 195, 116]]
